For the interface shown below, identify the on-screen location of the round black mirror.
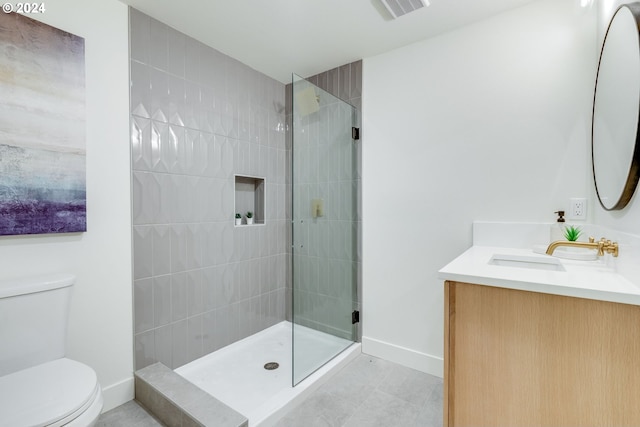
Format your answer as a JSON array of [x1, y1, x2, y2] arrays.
[[592, 3, 640, 210]]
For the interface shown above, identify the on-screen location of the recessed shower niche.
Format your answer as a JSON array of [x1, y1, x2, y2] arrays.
[[234, 175, 265, 225]]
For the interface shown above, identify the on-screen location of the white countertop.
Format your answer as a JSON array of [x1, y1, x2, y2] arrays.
[[438, 246, 640, 306]]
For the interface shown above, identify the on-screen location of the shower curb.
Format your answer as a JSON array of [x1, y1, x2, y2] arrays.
[[135, 362, 248, 427]]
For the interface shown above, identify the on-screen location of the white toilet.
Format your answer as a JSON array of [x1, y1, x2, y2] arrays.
[[0, 274, 103, 427]]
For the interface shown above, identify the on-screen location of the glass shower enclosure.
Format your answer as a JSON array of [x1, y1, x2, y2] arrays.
[[291, 74, 359, 385]]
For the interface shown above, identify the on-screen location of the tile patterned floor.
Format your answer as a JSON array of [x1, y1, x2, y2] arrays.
[[97, 354, 443, 427], [274, 355, 443, 427], [96, 400, 164, 427]]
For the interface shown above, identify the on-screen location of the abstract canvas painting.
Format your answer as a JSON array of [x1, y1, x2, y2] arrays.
[[0, 12, 86, 235]]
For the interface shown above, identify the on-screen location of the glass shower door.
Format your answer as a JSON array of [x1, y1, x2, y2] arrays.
[[291, 74, 358, 385]]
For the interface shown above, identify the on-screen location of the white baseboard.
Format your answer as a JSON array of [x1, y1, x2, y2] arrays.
[[362, 336, 443, 378], [101, 376, 135, 412]]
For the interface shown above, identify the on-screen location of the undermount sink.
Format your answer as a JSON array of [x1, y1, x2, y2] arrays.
[[489, 254, 565, 272]]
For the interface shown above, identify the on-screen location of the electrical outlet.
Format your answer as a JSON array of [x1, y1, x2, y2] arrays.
[[569, 198, 587, 220]]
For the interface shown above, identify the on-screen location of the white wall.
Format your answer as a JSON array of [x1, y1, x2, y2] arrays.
[[362, 0, 598, 376], [0, 1, 133, 411]]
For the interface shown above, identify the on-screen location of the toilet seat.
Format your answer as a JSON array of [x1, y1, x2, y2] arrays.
[[0, 358, 102, 427]]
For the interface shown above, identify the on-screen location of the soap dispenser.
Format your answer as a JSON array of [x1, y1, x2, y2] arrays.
[[550, 210, 566, 242]]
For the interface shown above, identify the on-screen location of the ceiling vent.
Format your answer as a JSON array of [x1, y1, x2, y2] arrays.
[[380, 0, 429, 19]]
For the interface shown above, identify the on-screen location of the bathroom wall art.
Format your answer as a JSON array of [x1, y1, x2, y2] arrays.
[[0, 12, 86, 236]]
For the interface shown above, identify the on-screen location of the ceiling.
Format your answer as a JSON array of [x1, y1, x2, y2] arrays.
[[119, 0, 539, 83]]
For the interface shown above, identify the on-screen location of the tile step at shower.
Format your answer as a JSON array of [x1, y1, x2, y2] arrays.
[[135, 362, 248, 427]]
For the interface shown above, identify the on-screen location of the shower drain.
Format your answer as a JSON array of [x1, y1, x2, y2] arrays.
[[264, 362, 279, 370]]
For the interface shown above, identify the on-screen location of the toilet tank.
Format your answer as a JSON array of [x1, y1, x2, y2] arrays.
[[0, 274, 75, 376]]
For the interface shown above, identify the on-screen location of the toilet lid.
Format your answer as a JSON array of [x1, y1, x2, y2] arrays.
[[0, 358, 99, 427]]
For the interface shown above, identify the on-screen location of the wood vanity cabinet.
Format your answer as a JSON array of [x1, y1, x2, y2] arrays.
[[444, 281, 640, 427]]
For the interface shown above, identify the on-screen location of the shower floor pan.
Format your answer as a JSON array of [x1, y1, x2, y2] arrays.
[[175, 321, 360, 427]]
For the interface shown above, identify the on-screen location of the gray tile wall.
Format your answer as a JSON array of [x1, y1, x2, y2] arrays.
[[130, 8, 288, 370], [306, 62, 362, 115], [285, 63, 363, 341]]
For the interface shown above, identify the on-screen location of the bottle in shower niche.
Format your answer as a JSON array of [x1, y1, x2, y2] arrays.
[[550, 210, 566, 243]]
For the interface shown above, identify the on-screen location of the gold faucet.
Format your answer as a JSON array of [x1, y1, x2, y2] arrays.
[[546, 237, 619, 257]]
